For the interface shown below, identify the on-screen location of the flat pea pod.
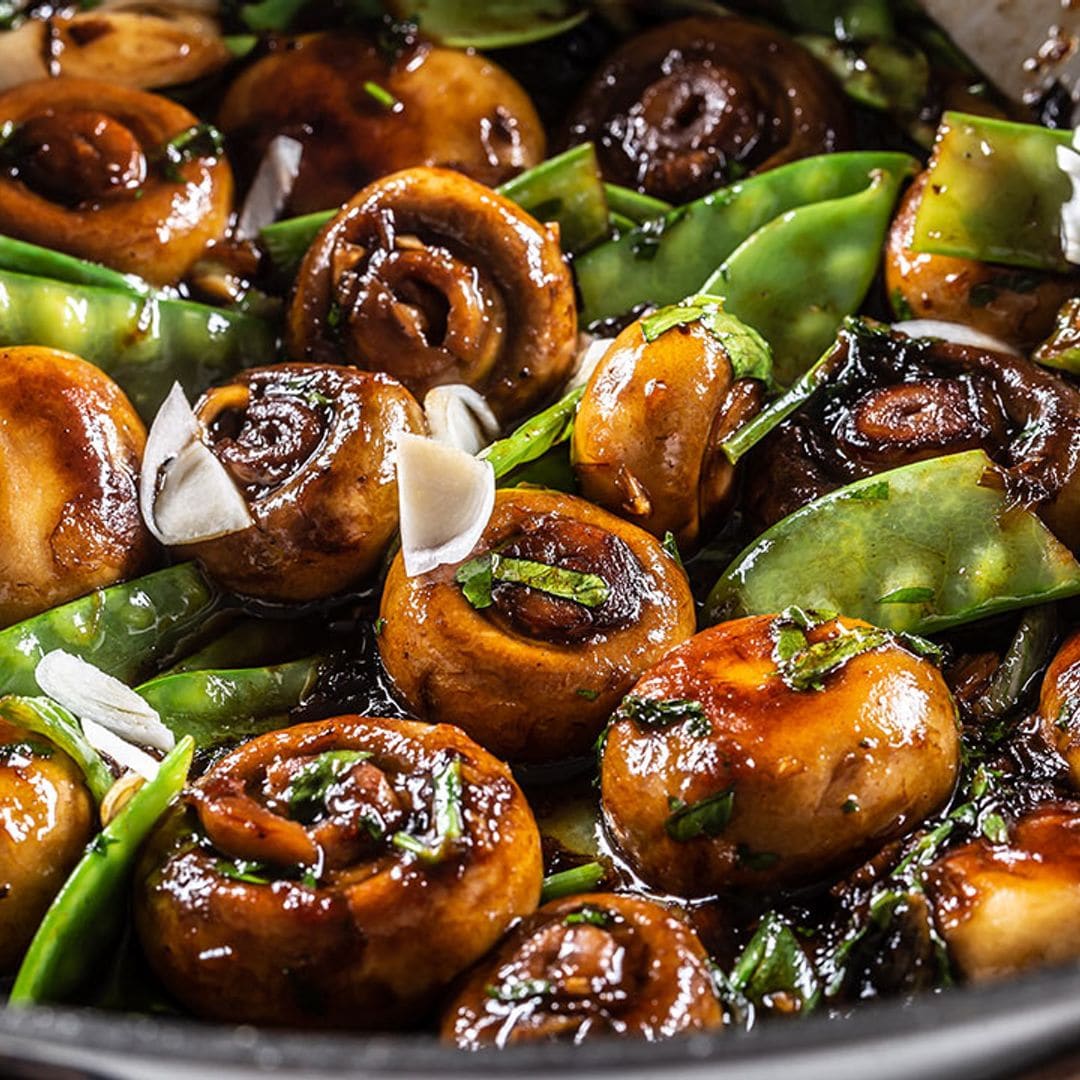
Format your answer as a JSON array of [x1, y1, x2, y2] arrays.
[[390, 0, 587, 49], [0, 269, 277, 419], [161, 618, 302, 675], [0, 563, 222, 698], [702, 166, 914, 384], [777, 0, 894, 40], [707, 450, 1080, 634], [602, 183, 672, 225], [9, 736, 194, 1005], [136, 657, 322, 750], [0, 234, 152, 297], [910, 112, 1072, 272], [574, 151, 918, 325]]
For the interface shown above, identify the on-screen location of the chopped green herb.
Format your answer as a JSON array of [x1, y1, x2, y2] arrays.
[[299, 869, 319, 889], [890, 289, 915, 320], [485, 977, 552, 1003], [1057, 695, 1080, 732], [896, 631, 945, 666], [540, 861, 604, 903], [725, 912, 819, 1012], [981, 812, 1008, 844], [576, 688, 600, 701], [564, 905, 611, 927], [776, 625, 894, 692], [616, 696, 710, 737], [362, 81, 399, 110], [215, 858, 273, 885], [841, 479, 891, 501], [666, 789, 735, 841], [455, 553, 609, 611], [736, 845, 780, 871], [842, 797, 860, 814], [0, 740, 53, 760], [662, 531, 684, 568], [373, 617, 386, 636], [285, 749, 372, 823], [392, 757, 464, 864], [879, 587, 935, 605], [157, 123, 226, 182]]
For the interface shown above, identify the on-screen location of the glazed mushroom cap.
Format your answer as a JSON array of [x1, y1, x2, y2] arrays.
[[218, 31, 545, 216], [0, 77, 233, 286], [0, 719, 95, 973], [377, 488, 697, 763], [572, 316, 765, 552], [885, 172, 1076, 353], [1038, 630, 1080, 787], [600, 614, 960, 897], [135, 715, 542, 1028], [564, 15, 850, 203], [287, 166, 577, 425], [925, 804, 1080, 982], [177, 364, 425, 602], [442, 892, 723, 1048], [0, 346, 153, 628]]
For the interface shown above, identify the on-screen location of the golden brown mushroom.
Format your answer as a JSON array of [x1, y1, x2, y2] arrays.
[[0, 77, 232, 285], [286, 167, 577, 425], [218, 31, 544, 217], [135, 715, 542, 1028], [377, 489, 696, 763], [0, 346, 152, 628], [600, 613, 960, 897], [1038, 630, 1080, 787], [442, 892, 722, 1048], [173, 363, 424, 601], [564, 15, 850, 203], [0, 718, 95, 973]]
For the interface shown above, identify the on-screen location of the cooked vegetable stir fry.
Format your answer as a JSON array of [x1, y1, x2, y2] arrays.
[[1, 0, 1079, 1055]]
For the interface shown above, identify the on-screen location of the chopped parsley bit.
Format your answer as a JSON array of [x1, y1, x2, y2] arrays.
[[286, 749, 372, 823], [1056, 695, 1080, 732], [157, 123, 226, 182], [392, 757, 464, 864], [662, 530, 684, 568], [373, 617, 386, 636], [300, 869, 320, 889], [842, 797, 860, 814], [576, 688, 600, 701], [616, 695, 710, 737], [0, 740, 53, 760], [485, 977, 552, 1003], [363, 81, 400, 110], [736, 844, 779, 871], [665, 789, 735, 842], [981, 812, 1008, 844], [215, 858, 273, 885], [564, 905, 611, 927], [455, 552, 609, 611]]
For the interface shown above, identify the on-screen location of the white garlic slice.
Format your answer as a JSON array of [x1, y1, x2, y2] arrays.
[[236, 135, 304, 241], [1057, 128, 1080, 267], [892, 320, 1020, 357], [82, 721, 160, 783], [565, 333, 614, 393], [423, 384, 500, 455]]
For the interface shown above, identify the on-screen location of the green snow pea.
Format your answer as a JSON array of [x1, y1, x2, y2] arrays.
[[707, 450, 1080, 634], [575, 151, 917, 326], [0, 234, 153, 297], [9, 736, 194, 1005], [385, 0, 586, 48], [776, 0, 894, 41], [602, 183, 672, 225], [0, 563, 222, 698], [910, 112, 1073, 272], [701, 164, 915, 384], [162, 618, 304, 675], [137, 657, 322, 751], [0, 269, 276, 418]]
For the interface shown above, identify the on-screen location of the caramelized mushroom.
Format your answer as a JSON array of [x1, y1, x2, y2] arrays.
[[600, 614, 960, 897], [377, 489, 696, 763], [175, 364, 425, 601], [0, 346, 152, 628], [925, 804, 1080, 982], [0, 77, 232, 285], [287, 167, 577, 424], [572, 310, 766, 552], [0, 719, 95, 973], [1038, 630, 1080, 787], [218, 31, 544, 216], [442, 892, 722, 1048], [564, 15, 850, 203], [747, 323, 1080, 550], [135, 715, 542, 1027], [886, 172, 1076, 352]]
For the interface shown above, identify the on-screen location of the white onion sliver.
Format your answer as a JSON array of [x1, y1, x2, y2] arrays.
[[892, 319, 1020, 356], [81, 718, 160, 783], [565, 333, 614, 394], [397, 433, 495, 577], [423, 384, 500, 455], [139, 382, 253, 546], [35, 650, 175, 752], [1057, 130, 1080, 266], [236, 135, 304, 241]]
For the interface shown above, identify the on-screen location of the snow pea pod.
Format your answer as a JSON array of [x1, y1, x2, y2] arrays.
[[0, 269, 276, 419], [9, 736, 194, 1005], [702, 167, 913, 384], [0, 235, 152, 297], [161, 618, 303, 675], [602, 183, 672, 225], [777, 0, 894, 40], [707, 450, 1080, 634], [137, 657, 322, 750], [0, 563, 221, 698], [575, 151, 917, 325]]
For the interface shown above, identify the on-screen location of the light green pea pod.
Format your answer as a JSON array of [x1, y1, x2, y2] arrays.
[[701, 165, 914, 384], [388, 0, 586, 48], [9, 736, 194, 1005], [776, 0, 894, 40], [0, 235, 153, 296], [910, 112, 1072, 272], [0, 269, 276, 418], [574, 151, 917, 325], [137, 657, 322, 751], [161, 617, 303, 675], [602, 183, 672, 225], [707, 450, 1080, 634], [0, 563, 222, 698]]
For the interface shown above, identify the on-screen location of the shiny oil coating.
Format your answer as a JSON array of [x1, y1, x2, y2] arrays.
[[378, 489, 696, 763], [1039, 630, 1080, 787], [564, 15, 850, 202], [179, 363, 424, 602], [0, 78, 233, 286], [601, 614, 960, 896], [572, 319, 764, 551], [0, 718, 94, 973], [0, 346, 152, 628], [134, 715, 542, 1028], [925, 804, 1080, 982], [286, 167, 577, 424], [885, 171, 1075, 352], [218, 32, 545, 217], [442, 892, 722, 1048]]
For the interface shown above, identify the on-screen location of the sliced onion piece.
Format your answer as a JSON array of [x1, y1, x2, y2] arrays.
[[565, 333, 614, 393], [236, 135, 304, 241], [892, 319, 1021, 356], [1057, 129, 1080, 267], [35, 650, 175, 753], [82, 719, 160, 783], [397, 433, 495, 577], [140, 382, 253, 546], [423, 384, 500, 455], [0, 21, 49, 93]]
